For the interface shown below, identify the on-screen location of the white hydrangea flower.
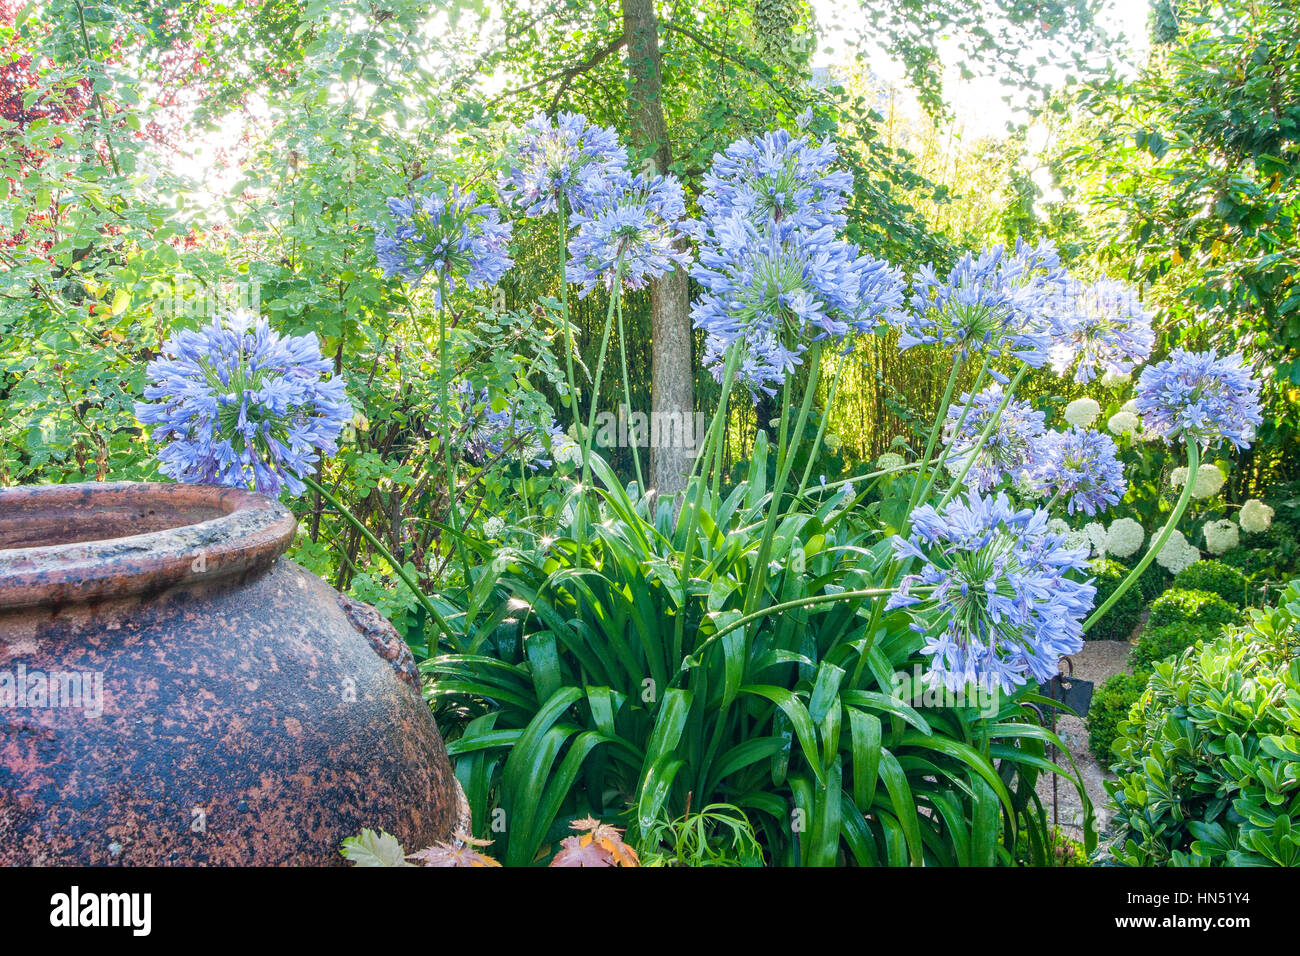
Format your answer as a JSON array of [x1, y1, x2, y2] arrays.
[[1047, 518, 1071, 535], [1155, 529, 1200, 574], [1104, 517, 1145, 558], [1193, 465, 1226, 498], [1101, 369, 1131, 387], [483, 516, 505, 539], [1064, 397, 1101, 428], [552, 437, 583, 467], [1239, 499, 1274, 534], [1121, 399, 1138, 415], [1107, 410, 1140, 435], [1084, 521, 1108, 556], [1202, 519, 1239, 555], [1065, 531, 1091, 553], [876, 452, 906, 472], [1171, 464, 1226, 499]]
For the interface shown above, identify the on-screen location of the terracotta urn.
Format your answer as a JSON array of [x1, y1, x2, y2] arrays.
[[0, 481, 463, 865]]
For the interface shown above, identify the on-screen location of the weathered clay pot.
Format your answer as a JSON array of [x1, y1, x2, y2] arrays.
[[0, 481, 462, 865]]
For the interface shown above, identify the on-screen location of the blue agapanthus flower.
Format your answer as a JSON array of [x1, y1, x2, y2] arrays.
[[700, 326, 802, 399], [698, 128, 853, 239], [943, 384, 1047, 491], [688, 131, 905, 397], [890, 238, 1069, 379], [443, 382, 561, 468], [374, 184, 513, 304], [886, 491, 1096, 694], [1047, 278, 1155, 383], [135, 311, 352, 498], [1135, 348, 1263, 450], [1030, 426, 1126, 516], [565, 170, 693, 296], [499, 111, 630, 219]]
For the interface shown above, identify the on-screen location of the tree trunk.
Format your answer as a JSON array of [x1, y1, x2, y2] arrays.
[[623, 0, 693, 496]]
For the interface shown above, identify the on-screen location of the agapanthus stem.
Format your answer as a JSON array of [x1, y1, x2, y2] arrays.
[[937, 363, 1029, 510], [674, 344, 744, 663], [906, 360, 964, 518], [615, 289, 644, 491], [556, 196, 580, 425], [917, 355, 992, 504], [302, 474, 454, 652], [821, 461, 924, 534], [744, 342, 823, 617], [436, 277, 472, 588], [1083, 443, 1200, 633], [579, 273, 624, 496], [685, 585, 932, 678], [797, 346, 847, 497]]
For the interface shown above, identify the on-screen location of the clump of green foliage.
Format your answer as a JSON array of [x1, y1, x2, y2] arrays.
[[1146, 588, 1243, 631], [1087, 559, 1143, 642], [1106, 580, 1300, 866], [1013, 825, 1089, 867], [1087, 671, 1150, 763], [1129, 622, 1220, 672], [1172, 560, 1248, 607], [638, 803, 765, 867]]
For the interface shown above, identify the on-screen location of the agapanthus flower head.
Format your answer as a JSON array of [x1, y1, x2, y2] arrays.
[[1047, 278, 1155, 383], [442, 382, 561, 468], [888, 238, 1068, 378], [1239, 499, 1274, 534], [565, 170, 692, 296], [500, 111, 630, 218], [1030, 426, 1126, 517], [690, 209, 903, 394], [690, 130, 904, 395], [700, 325, 801, 399], [375, 184, 513, 304], [699, 128, 853, 237], [135, 311, 352, 498], [886, 491, 1096, 694], [943, 384, 1046, 491], [1135, 348, 1262, 450]]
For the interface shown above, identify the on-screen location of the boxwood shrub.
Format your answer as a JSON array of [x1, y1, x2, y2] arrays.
[[1105, 580, 1300, 866], [1172, 559, 1249, 607], [1087, 559, 1144, 642], [1145, 587, 1243, 631], [1129, 621, 1220, 672], [1087, 671, 1150, 763]]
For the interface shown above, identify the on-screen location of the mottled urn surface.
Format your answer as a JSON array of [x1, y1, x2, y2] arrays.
[[0, 482, 459, 865]]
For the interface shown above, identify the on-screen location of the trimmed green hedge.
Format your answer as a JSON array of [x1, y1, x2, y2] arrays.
[[1146, 587, 1243, 631], [1129, 621, 1219, 671], [1172, 559, 1248, 607], [1087, 559, 1144, 641]]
